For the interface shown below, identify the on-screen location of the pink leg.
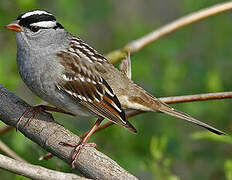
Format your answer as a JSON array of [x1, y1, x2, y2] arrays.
[[60, 117, 103, 169]]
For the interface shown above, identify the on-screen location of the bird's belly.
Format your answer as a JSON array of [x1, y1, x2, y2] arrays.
[[29, 78, 94, 117], [18, 59, 94, 118]]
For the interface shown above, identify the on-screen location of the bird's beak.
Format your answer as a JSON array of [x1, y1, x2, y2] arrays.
[[5, 20, 22, 32]]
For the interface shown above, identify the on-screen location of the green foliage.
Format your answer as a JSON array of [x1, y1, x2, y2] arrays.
[[191, 131, 232, 144], [205, 70, 223, 92], [192, 132, 232, 180], [225, 160, 232, 180], [0, 1, 231, 179], [147, 136, 179, 180]]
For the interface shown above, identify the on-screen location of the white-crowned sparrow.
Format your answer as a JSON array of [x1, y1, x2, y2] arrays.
[[6, 10, 225, 167]]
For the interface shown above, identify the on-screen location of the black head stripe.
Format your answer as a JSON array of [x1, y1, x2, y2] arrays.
[[17, 10, 55, 20], [54, 22, 64, 29], [18, 14, 56, 28]]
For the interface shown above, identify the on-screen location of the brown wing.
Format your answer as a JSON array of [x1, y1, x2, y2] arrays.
[[56, 50, 136, 133]]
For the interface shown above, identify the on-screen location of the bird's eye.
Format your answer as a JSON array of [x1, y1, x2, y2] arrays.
[[30, 26, 40, 32]]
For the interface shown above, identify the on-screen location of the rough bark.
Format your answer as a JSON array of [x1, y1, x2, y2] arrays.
[[0, 84, 137, 180]]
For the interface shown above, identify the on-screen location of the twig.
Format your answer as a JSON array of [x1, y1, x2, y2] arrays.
[[0, 125, 13, 135], [0, 140, 26, 162], [0, 85, 138, 180], [106, 1, 232, 63], [0, 153, 89, 180], [39, 152, 54, 161], [95, 92, 232, 132], [159, 91, 232, 104]]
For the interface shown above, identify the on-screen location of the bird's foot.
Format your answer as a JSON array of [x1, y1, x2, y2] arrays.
[[59, 118, 102, 169], [16, 105, 54, 131], [59, 140, 97, 169]]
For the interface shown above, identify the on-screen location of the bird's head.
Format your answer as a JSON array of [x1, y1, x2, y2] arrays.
[[6, 10, 68, 49]]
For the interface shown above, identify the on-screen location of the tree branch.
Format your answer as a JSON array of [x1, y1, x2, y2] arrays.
[[106, 1, 232, 63], [0, 153, 89, 180], [160, 91, 232, 104], [0, 140, 26, 162], [0, 85, 138, 180]]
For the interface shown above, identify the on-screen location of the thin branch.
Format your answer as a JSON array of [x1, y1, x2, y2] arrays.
[[39, 152, 54, 161], [0, 85, 138, 180], [106, 1, 232, 63], [0, 140, 26, 162], [95, 91, 232, 132], [159, 91, 232, 104], [0, 153, 89, 180]]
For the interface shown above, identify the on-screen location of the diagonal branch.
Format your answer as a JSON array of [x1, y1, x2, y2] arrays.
[[0, 153, 89, 180], [0, 85, 138, 180], [106, 1, 232, 63], [0, 140, 26, 162]]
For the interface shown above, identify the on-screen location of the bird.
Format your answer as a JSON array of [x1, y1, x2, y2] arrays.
[[6, 10, 225, 168]]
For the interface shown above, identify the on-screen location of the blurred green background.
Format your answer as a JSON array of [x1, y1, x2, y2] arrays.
[[0, 0, 232, 179]]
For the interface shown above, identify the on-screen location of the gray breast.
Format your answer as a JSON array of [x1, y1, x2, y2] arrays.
[[17, 47, 94, 117]]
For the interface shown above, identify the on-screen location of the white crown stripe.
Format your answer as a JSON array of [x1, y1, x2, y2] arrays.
[[21, 10, 52, 19], [31, 21, 57, 28]]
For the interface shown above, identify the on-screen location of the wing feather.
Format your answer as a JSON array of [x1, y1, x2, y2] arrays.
[[57, 50, 136, 133]]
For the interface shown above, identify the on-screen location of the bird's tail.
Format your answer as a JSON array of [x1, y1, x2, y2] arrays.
[[158, 103, 225, 135], [126, 83, 225, 135]]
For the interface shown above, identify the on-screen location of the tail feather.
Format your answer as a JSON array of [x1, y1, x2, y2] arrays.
[[125, 83, 225, 135], [158, 105, 225, 135]]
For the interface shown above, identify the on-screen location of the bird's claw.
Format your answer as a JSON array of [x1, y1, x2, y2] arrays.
[[59, 139, 97, 169], [16, 105, 54, 131]]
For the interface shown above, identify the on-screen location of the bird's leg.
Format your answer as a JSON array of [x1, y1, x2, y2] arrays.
[[60, 117, 103, 169], [85, 110, 143, 135], [17, 105, 73, 131], [34, 105, 74, 115]]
